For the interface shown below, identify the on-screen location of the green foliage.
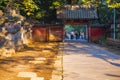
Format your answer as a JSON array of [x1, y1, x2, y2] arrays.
[[0, 0, 64, 20], [65, 25, 74, 33], [0, 0, 9, 11], [0, 0, 40, 16], [108, 3, 120, 8], [65, 24, 87, 33], [35, 11, 45, 19], [20, 0, 39, 16], [81, 0, 120, 8], [80, 0, 120, 24], [53, 1, 61, 8], [97, 6, 113, 24], [34, 0, 64, 21], [50, 0, 64, 9]]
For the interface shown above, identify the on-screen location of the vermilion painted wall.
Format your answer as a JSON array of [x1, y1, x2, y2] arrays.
[[32, 25, 64, 42], [89, 27, 106, 42]]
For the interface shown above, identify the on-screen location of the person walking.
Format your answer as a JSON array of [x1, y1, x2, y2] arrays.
[[70, 31, 74, 39]]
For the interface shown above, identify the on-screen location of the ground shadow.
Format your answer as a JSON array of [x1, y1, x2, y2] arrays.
[[105, 73, 120, 78], [62, 41, 120, 67]]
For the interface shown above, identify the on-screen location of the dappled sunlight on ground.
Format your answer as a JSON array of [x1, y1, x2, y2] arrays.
[[0, 42, 63, 80]]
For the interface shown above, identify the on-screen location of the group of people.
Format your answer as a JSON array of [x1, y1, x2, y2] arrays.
[[65, 31, 85, 40]]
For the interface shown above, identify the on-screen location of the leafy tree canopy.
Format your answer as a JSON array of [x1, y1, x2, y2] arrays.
[[0, 0, 120, 23], [34, 0, 65, 21], [79, 0, 120, 24], [81, 0, 120, 8], [0, 0, 64, 20], [0, 0, 39, 16]]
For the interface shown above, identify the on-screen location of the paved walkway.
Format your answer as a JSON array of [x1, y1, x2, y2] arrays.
[[0, 41, 120, 80], [63, 42, 120, 80]]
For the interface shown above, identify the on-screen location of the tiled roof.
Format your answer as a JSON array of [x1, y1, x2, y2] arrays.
[[57, 5, 98, 20]]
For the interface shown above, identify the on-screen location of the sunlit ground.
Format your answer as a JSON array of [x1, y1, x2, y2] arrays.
[[63, 42, 120, 80], [0, 42, 63, 80]]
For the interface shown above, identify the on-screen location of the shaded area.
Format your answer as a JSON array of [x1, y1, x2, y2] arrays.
[[63, 42, 120, 67], [63, 41, 120, 80], [105, 74, 120, 78]]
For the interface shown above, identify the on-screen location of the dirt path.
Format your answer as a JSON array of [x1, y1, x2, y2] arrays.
[[0, 42, 62, 80], [63, 42, 120, 80]]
